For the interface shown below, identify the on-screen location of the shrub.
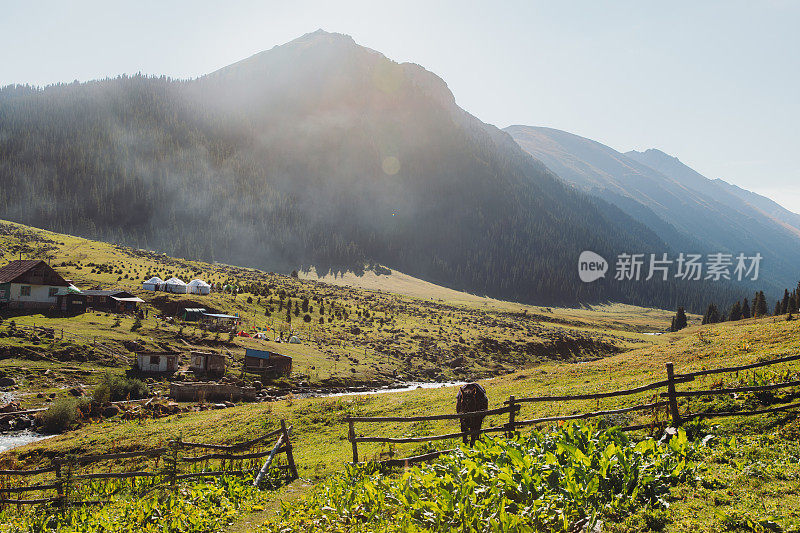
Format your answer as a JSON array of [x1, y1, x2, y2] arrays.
[[93, 375, 148, 403], [37, 398, 90, 434], [274, 423, 697, 532], [130, 316, 142, 332]]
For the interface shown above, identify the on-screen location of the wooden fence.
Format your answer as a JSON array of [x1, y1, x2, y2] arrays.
[[346, 405, 520, 467], [0, 419, 297, 509], [347, 355, 800, 466], [12, 323, 124, 360]]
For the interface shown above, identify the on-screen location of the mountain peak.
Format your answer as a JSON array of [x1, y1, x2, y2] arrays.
[[290, 29, 357, 46], [627, 148, 680, 164]]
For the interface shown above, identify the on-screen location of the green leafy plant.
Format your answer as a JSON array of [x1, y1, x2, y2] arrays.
[[270, 423, 696, 532], [2, 475, 269, 533]]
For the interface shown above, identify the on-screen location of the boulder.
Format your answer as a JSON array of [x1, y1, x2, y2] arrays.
[[123, 340, 145, 352], [102, 405, 121, 418], [447, 356, 465, 368], [68, 387, 84, 397], [0, 401, 21, 413], [0, 377, 16, 387]]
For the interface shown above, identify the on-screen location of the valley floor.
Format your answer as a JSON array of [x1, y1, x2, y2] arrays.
[[2, 315, 799, 531]]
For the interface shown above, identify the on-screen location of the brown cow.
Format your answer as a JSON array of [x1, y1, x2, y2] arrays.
[[456, 383, 488, 446]]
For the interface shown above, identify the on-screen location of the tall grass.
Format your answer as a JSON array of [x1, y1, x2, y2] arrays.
[[36, 397, 90, 434]]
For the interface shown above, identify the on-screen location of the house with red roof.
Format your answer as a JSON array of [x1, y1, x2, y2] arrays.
[[0, 260, 70, 310]]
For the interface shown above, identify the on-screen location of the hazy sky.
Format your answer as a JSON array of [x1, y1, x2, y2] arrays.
[[2, 1, 798, 212]]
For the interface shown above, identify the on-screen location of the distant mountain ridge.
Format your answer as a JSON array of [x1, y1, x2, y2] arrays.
[[0, 31, 739, 310], [626, 148, 800, 239], [506, 125, 800, 296]]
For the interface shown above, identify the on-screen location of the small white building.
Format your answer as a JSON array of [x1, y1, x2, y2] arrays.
[[142, 276, 164, 291], [164, 277, 188, 294], [187, 279, 211, 295], [136, 352, 180, 373]]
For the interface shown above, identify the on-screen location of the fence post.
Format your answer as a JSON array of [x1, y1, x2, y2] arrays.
[[62, 459, 74, 512], [281, 419, 298, 480], [254, 433, 284, 488], [506, 396, 516, 438], [54, 459, 64, 512], [167, 439, 180, 490], [666, 362, 683, 427], [347, 416, 358, 464]]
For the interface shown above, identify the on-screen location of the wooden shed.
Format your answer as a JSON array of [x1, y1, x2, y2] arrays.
[[83, 290, 144, 313], [135, 352, 180, 374], [56, 291, 87, 314], [200, 312, 240, 331], [244, 348, 292, 376], [189, 351, 226, 377]]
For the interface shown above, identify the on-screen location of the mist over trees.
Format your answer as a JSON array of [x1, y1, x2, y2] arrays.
[[0, 31, 740, 311]]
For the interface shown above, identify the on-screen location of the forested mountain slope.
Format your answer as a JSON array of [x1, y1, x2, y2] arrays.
[[506, 125, 799, 296], [0, 31, 735, 310]]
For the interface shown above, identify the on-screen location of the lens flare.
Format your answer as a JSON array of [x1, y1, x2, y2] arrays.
[[382, 156, 400, 175]]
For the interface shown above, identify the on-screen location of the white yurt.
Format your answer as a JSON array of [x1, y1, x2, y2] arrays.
[[142, 276, 164, 291], [187, 279, 211, 295], [164, 277, 188, 294]]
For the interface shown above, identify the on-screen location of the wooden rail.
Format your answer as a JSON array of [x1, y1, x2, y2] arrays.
[[54, 448, 168, 466], [346, 405, 519, 465], [349, 406, 517, 423], [513, 401, 669, 428], [675, 353, 800, 379], [354, 424, 509, 444], [661, 380, 800, 398], [179, 427, 285, 451], [684, 402, 800, 421], [508, 376, 693, 403], [0, 420, 298, 509], [0, 408, 48, 418]]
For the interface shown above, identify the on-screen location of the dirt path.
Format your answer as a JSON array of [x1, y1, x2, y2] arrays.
[[224, 479, 315, 532]]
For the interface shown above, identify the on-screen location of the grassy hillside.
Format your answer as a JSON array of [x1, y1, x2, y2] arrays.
[[2, 312, 799, 530], [0, 219, 679, 408], [1, 221, 797, 531]]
